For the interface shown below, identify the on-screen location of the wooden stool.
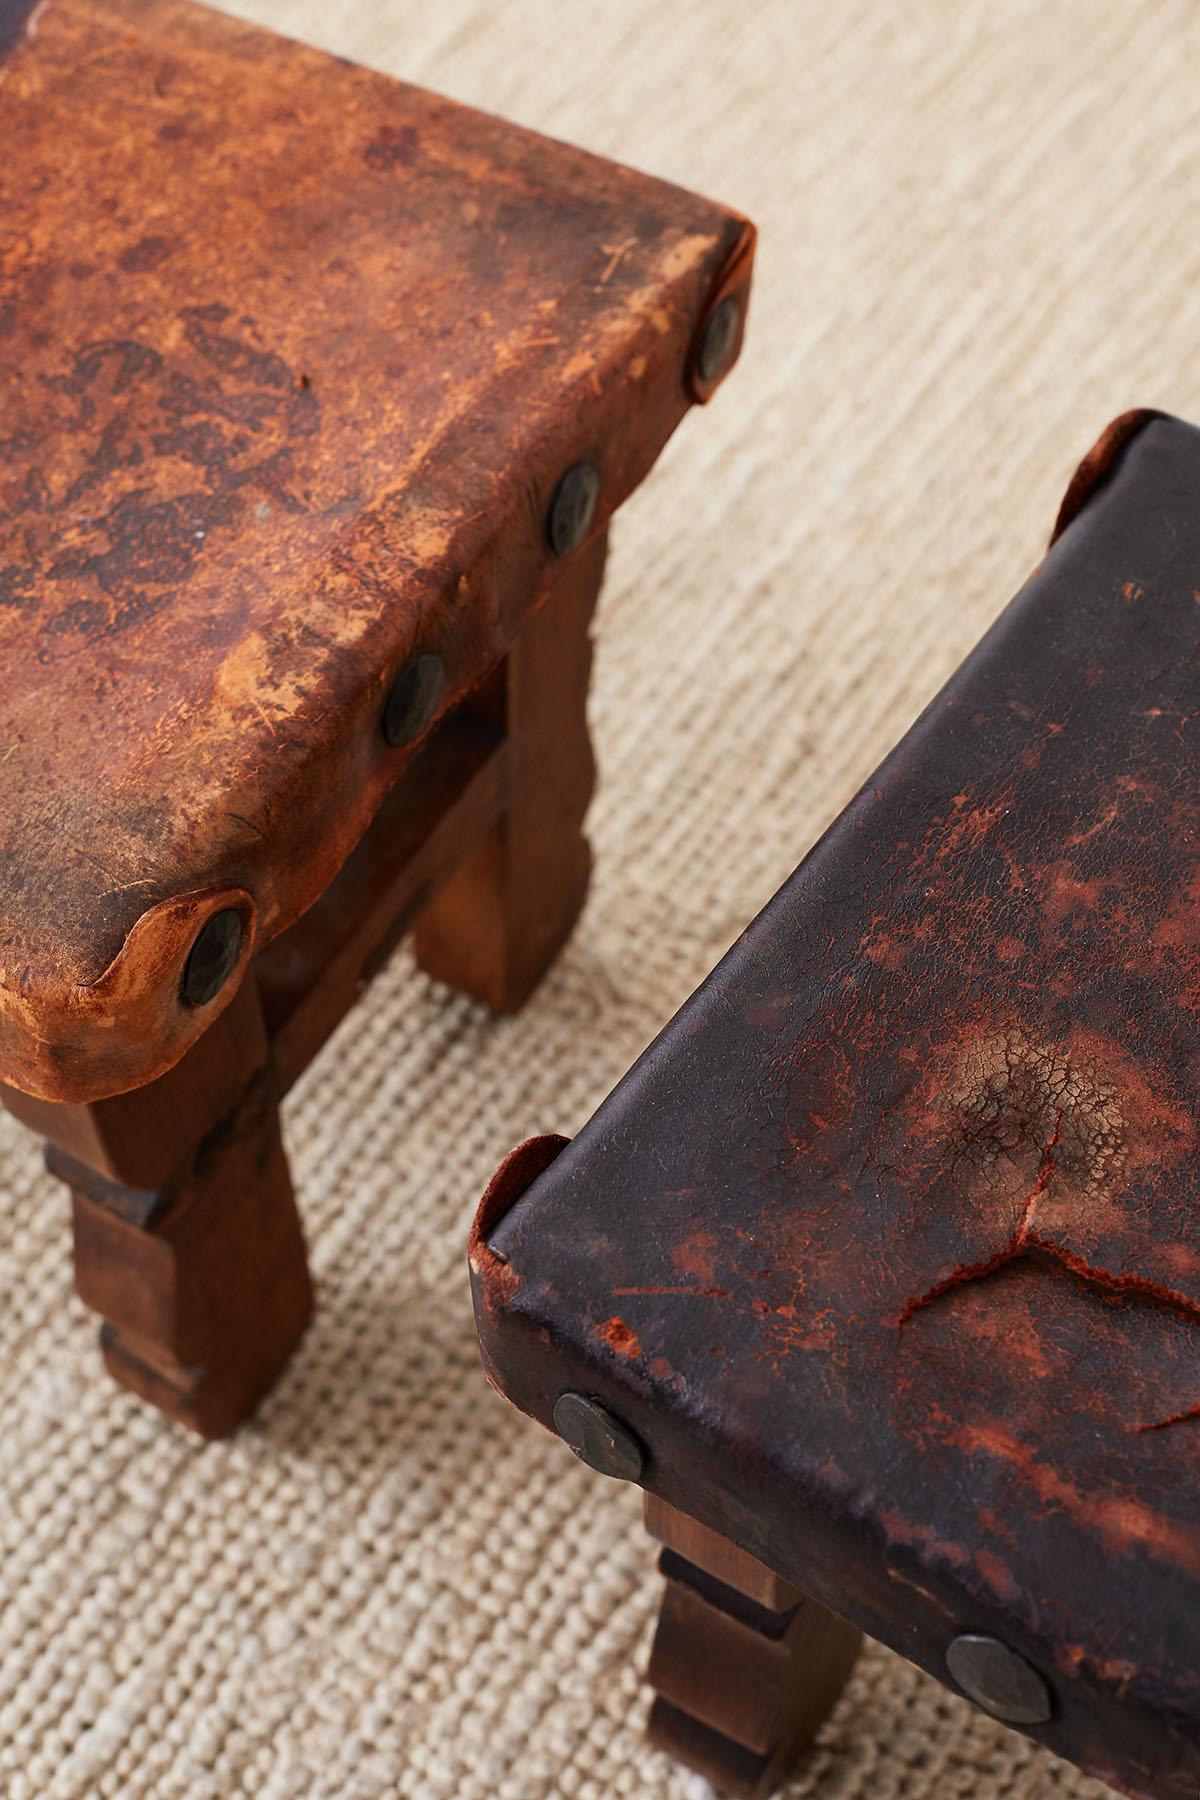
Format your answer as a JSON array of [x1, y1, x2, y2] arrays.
[[0, 0, 754, 1437], [472, 412, 1200, 1800]]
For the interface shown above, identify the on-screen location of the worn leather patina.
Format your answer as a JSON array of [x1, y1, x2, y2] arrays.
[[0, 0, 752, 1102], [473, 414, 1200, 1800]]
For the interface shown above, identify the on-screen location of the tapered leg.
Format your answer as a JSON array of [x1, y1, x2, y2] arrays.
[[412, 530, 605, 1012], [2, 976, 312, 1438], [644, 1496, 862, 1798]]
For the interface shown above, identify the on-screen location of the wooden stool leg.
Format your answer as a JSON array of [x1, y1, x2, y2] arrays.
[[412, 529, 605, 1012], [644, 1496, 862, 1799], [2, 977, 312, 1438]]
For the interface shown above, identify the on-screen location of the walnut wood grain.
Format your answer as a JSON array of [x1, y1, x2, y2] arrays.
[[257, 709, 507, 1093], [646, 1499, 861, 1797], [41, 978, 313, 1438], [413, 532, 604, 1012]]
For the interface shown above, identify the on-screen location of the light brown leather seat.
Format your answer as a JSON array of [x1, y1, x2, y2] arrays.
[[0, 0, 752, 1102]]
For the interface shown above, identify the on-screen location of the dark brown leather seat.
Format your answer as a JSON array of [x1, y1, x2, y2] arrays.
[[473, 411, 1200, 1800]]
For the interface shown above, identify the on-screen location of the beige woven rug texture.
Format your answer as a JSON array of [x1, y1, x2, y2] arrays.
[[3, 1, 1198, 1796]]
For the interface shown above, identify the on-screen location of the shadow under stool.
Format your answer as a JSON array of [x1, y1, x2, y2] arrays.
[[0, 0, 754, 1437], [472, 410, 1200, 1800]]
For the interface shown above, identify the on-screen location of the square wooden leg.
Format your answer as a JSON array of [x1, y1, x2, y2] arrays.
[[3, 976, 312, 1438], [412, 530, 605, 1012], [645, 1496, 862, 1798]]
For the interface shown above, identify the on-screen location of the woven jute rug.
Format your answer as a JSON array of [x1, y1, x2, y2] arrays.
[[3, 1, 1196, 1794]]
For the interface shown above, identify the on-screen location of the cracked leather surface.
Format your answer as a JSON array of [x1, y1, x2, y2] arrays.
[[473, 413, 1200, 1800], [0, 0, 751, 1101]]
